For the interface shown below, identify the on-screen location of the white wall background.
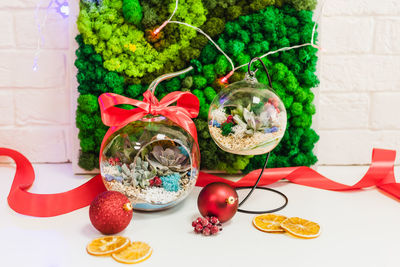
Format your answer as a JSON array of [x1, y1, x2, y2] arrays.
[[0, 0, 399, 166], [318, 0, 400, 165], [0, 0, 71, 163]]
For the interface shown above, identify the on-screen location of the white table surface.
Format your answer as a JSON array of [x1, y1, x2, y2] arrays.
[[1, 163, 399, 267]]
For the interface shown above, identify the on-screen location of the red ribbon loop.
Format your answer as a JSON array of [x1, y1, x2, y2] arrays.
[[98, 91, 200, 142], [2, 148, 106, 217]]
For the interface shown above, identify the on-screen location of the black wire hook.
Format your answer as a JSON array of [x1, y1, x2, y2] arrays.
[[247, 57, 273, 88]]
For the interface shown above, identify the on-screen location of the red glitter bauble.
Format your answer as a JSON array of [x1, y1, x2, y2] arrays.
[[197, 182, 238, 223], [89, 191, 133, 235]]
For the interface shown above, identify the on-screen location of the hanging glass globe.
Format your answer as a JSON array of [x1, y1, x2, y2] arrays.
[[208, 73, 287, 155], [99, 67, 200, 211]]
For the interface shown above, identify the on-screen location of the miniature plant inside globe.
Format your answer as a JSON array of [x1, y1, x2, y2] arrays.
[[100, 117, 199, 211], [208, 76, 287, 155]]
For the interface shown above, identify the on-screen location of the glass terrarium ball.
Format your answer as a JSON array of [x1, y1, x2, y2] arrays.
[[100, 115, 200, 211], [208, 75, 287, 155]]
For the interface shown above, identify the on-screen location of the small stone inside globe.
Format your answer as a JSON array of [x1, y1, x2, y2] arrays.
[[208, 77, 287, 155]]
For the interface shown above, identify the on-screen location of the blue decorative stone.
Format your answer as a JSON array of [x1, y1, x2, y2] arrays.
[[104, 174, 123, 182], [161, 173, 181, 192], [209, 120, 221, 128], [265, 127, 279, 133]]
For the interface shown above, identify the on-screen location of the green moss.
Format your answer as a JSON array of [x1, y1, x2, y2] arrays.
[[122, 0, 143, 26], [221, 122, 234, 136], [77, 94, 99, 114], [204, 86, 217, 102], [78, 0, 207, 78], [126, 84, 143, 98], [75, 1, 320, 172], [181, 76, 193, 88], [193, 76, 208, 89], [78, 151, 98, 170]]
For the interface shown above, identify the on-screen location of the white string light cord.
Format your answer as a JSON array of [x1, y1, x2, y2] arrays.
[[153, 0, 235, 81], [153, 0, 179, 34], [155, 0, 326, 81], [152, 0, 235, 81], [168, 20, 235, 77], [311, 0, 326, 50], [234, 43, 313, 72], [234, 0, 326, 72], [33, 0, 70, 71], [33, 0, 55, 71]]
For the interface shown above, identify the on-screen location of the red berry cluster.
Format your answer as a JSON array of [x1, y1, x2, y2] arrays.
[[149, 177, 162, 187], [225, 115, 234, 124], [192, 216, 222, 236], [108, 157, 121, 166]]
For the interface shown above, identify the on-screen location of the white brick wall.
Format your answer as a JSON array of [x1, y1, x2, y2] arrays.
[[0, 0, 399, 166], [319, 0, 400, 165], [0, 0, 70, 163]]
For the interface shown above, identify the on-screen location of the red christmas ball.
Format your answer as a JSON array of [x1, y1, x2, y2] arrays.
[[197, 182, 238, 223], [89, 191, 133, 235]]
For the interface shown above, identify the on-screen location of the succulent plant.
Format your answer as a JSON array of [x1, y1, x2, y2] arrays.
[[146, 145, 190, 175], [231, 104, 244, 118], [231, 124, 247, 137], [233, 108, 266, 136], [132, 157, 156, 188]]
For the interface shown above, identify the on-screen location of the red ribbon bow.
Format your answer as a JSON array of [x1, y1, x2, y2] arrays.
[[98, 91, 200, 150]]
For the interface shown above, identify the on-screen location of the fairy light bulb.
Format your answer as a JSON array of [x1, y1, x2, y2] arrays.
[[57, 2, 69, 18], [153, 0, 178, 35], [153, 21, 168, 35], [153, 28, 160, 35], [220, 71, 234, 84]]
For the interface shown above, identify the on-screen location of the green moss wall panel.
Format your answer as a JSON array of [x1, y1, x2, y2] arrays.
[[75, 0, 319, 172]]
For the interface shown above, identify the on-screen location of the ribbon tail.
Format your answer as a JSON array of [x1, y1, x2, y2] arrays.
[[197, 149, 399, 200], [377, 183, 400, 200], [2, 148, 106, 217]]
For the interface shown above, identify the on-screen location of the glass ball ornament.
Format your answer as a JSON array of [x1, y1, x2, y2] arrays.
[[100, 115, 200, 211], [208, 74, 287, 155]]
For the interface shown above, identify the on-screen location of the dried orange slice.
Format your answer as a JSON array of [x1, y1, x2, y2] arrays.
[[252, 214, 287, 233], [87, 236, 130, 256], [112, 241, 152, 264], [280, 217, 321, 239]]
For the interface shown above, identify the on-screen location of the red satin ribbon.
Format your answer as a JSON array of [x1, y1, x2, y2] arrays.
[[98, 91, 200, 155], [2, 147, 398, 217], [1, 148, 106, 217], [196, 148, 400, 199]]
